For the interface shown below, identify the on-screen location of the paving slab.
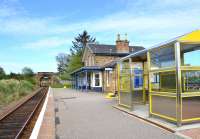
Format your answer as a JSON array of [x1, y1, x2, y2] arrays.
[[53, 88, 184, 139], [180, 128, 200, 139]]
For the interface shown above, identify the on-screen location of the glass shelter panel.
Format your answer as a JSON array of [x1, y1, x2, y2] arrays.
[[151, 95, 177, 119], [182, 47, 200, 66], [150, 45, 175, 70], [180, 45, 200, 122], [132, 63, 143, 89], [182, 71, 200, 92], [149, 45, 178, 122], [151, 71, 176, 92], [119, 61, 132, 108], [182, 96, 200, 121], [131, 62, 145, 103]]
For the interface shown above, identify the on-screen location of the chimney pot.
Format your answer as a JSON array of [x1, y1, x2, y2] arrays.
[[117, 34, 120, 41], [125, 33, 128, 41]]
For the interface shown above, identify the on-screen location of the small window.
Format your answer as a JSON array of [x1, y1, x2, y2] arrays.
[[95, 73, 100, 86]]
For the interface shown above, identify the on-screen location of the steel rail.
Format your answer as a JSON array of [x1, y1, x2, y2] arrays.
[[0, 87, 48, 139]]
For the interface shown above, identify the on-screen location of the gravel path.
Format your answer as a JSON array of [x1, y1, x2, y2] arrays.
[[53, 88, 183, 139]]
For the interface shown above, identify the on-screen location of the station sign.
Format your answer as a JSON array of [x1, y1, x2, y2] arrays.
[[105, 68, 113, 71]]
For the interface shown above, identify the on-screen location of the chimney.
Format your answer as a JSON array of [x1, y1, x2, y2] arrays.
[[116, 33, 129, 53]]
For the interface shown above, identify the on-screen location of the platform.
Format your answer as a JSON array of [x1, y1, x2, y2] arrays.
[[30, 88, 55, 139]]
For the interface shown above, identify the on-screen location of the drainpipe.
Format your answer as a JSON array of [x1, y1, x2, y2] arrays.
[[86, 71, 88, 92]]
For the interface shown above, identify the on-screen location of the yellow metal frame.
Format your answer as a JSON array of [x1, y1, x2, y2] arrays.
[[148, 47, 180, 124], [181, 66, 200, 71], [118, 60, 149, 109], [148, 43, 200, 125], [151, 93, 176, 97], [117, 63, 121, 104], [182, 118, 200, 122], [150, 67, 176, 73], [149, 93, 177, 121]]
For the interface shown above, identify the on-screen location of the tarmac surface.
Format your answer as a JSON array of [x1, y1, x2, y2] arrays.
[[53, 88, 184, 139]]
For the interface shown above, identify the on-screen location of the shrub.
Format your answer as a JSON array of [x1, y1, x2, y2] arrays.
[[63, 83, 72, 88], [0, 79, 36, 108], [51, 83, 63, 88]]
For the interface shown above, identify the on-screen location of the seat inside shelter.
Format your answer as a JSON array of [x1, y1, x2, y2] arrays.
[[117, 30, 200, 126]]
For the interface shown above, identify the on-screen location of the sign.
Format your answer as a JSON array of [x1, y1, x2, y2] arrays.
[[105, 68, 113, 71]]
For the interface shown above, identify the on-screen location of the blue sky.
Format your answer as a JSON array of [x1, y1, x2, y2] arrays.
[[0, 0, 200, 73]]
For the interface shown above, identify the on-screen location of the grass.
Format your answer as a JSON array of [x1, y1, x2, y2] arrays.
[[0, 79, 36, 108], [51, 82, 72, 88], [51, 82, 63, 88]]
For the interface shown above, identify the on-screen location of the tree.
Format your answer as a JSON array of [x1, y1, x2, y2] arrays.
[[66, 31, 96, 78], [55, 30, 96, 80], [0, 66, 6, 79], [22, 67, 34, 77], [9, 72, 22, 80], [67, 54, 83, 73], [70, 30, 96, 55], [56, 53, 69, 74]]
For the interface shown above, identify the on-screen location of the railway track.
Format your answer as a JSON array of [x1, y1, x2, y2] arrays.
[[0, 87, 48, 139]]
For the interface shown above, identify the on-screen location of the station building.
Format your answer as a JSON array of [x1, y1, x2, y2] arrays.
[[71, 35, 144, 93]]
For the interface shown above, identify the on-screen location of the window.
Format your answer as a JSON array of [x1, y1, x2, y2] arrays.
[[95, 73, 100, 86]]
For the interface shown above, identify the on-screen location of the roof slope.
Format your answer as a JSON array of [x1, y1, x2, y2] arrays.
[[87, 43, 144, 56]]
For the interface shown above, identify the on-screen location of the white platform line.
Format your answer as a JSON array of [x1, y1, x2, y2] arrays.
[[29, 87, 51, 139]]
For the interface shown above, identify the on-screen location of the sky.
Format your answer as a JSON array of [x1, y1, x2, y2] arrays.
[[0, 0, 200, 73]]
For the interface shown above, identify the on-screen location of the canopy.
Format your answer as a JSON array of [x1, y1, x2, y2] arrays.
[[178, 30, 200, 43]]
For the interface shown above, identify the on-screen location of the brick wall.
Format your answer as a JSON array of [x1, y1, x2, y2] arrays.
[[84, 51, 95, 66], [116, 40, 129, 53], [95, 56, 117, 66]]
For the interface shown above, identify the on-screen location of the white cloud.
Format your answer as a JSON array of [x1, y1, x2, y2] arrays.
[[23, 37, 71, 49], [0, 1, 200, 47], [1, 0, 200, 44]]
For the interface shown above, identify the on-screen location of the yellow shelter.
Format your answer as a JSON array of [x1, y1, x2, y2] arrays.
[[118, 30, 200, 126]]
